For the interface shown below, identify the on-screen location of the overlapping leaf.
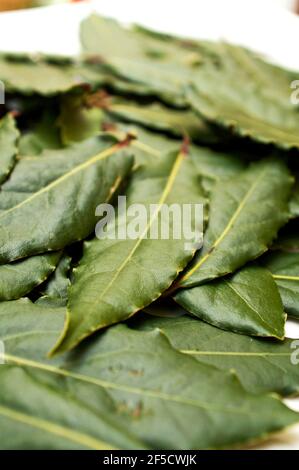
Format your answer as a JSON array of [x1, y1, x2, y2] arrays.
[[105, 98, 216, 143], [175, 158, 292, 289], [80, 15, 198, 105], [261, 250, 299, 318], [36, 253, 71, 307], [175, 265, 286, 339], [188, 43, 299, 149], [133, 312, 299, 396], [0, 252, 61, 301], [0, 135, 133, 263], [52, 148, 206, 354], [0, 114, 19, 184], [0, 299, 298, 450]]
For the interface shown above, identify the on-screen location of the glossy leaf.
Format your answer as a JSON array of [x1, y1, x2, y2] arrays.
[[261, 250, 299, 318], [52, 148, 206, 354], [0, 136, 133, 263], [0, 252, 61, 301], [175, 265, 286, 340], [176, 158, 292, 289], [0, 299, 298, 450], [0, 114, 19, 184], [133, 313, 299, 396]]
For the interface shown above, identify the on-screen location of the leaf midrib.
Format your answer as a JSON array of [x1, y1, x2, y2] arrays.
[[0, 404, 116, 450], [224, 280, 281, 337], [273, 274, 299, 282], [181, 350, 291, 357], [0, 142, 121, 220], [179, 166, 267, 284], [1, 353, 267, 417], [63, 148, 188, 347]]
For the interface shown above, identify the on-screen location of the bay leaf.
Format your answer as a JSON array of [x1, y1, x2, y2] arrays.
[[176, 158, 292, 289], [174, 265, 286, 340], [106, 98, 216, 143], [261, 250, 299, 318], [19, 109, 62, 156], [289, 183, 299, 219], [188, 43, 299, 149], [80, 15, 197, 106], [0, 252, 61, 301], [36, 253, 71, 307], [52, 148, 206, 354], [58, 93, 105, 146], [190, 145, 246, 194], [0, 114, 19, 185], [0, 55, 85, 95], [0, 299, 298, 449], [0, 135, 134, 263], [133, 313, 299, 396]]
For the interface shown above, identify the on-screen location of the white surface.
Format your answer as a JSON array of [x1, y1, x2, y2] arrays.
[[0, 0, 298, 450], [0, 0, 299, 69]]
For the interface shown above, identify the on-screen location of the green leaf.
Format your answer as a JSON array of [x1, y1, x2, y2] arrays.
[[175, 265, 286, 340], [0, 299, 298, 449], [190, 145, 246, 193], [0, 114, 19, 185], [52, 148, 206, 354], [261, 250, 299, 318], [36, 253, 71, 307], [0, 136, 134, 263], [80, 15, 198, 105], [57, 93, 105, 146], [104, 122, 180, 166], [0, 55, 84, 96], [0, 252, 61, 301], [106, 98, 216, 143], [188, 43, 299, 149], [176, 158, 292, 289], [289, 183, 299, 219], [19, 109, 62, 156], [133, 312, 299, 396]]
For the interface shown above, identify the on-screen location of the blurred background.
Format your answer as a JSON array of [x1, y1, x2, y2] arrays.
[[0, 0, 298, 12], [0, 1, 82, 10]]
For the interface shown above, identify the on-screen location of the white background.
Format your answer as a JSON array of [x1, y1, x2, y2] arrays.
[[0, 0, 298, 449]]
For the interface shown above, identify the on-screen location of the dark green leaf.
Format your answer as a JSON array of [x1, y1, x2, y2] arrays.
[[19, 109, 62, 156], [0, 299, 297, 449], [0, 252, 61, 301], [57, 93, 105, 146], [0, 136, 133, 263], [52, 148, 206, 354], [106, 98, 216, 143], [175, 265, 286, 339], [133, 313, 299, 396], [0, 114, 19, 184], [261, 250, 299, 318], [188, 43, 299, 149], [80, 15, 198, 105], [36, 253, 71, 307], [176, 159, 292, 289], [190, 145, 246, 193]]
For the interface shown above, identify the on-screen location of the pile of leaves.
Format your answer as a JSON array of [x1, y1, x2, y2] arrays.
[[0, 14, 299, 450]]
